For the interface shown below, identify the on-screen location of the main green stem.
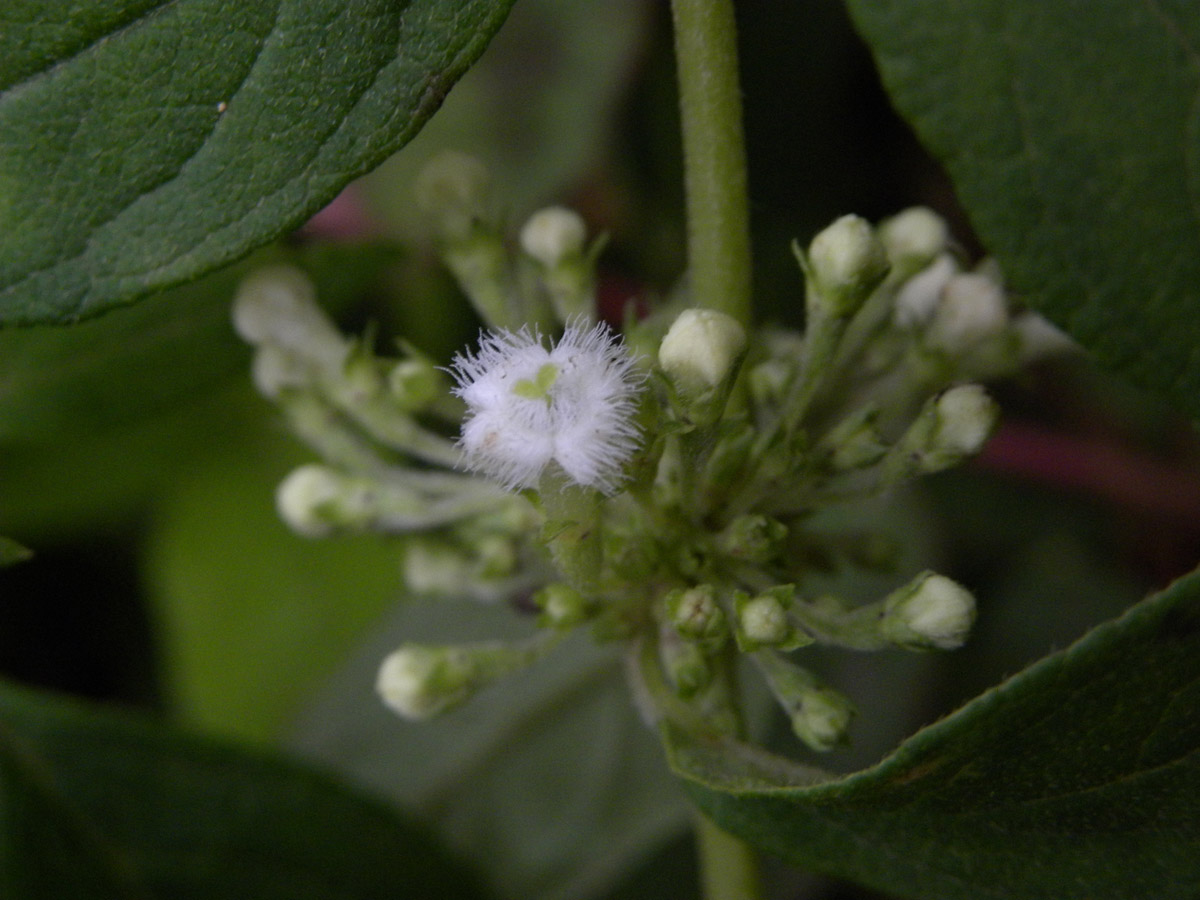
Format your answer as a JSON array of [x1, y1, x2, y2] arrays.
[[695, 811, 765, 900], [671, 1, 761, 895], [671, 0, 753, 326]]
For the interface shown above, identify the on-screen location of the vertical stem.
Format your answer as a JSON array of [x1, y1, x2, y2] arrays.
[[695, 811, 765, 900], [671, 4, 760, 895], [671, 0, 753, 326]]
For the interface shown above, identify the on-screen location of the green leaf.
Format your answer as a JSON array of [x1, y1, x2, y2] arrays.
[[845, 1, 1200, 418], [142, 411, 402, 743], [0, 679, 489, 899], [0, 536, 31, 567], [357, 0, 651, 239], [0, 243, 404, 540], [0, 0, 514, 325], [293, 600, 694, 900], [668, 568, 1200, 900]]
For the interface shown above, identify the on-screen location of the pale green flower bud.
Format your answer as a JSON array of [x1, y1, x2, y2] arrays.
[[931, 384, 999, 460], [375, 644, 475, 720], [734, 587, 811, 651], [387, 358, 444, 412], [740, 595, 788, 644], [534, 583, 590, 629], [519, 206, 587, 268], [881, 571, 976, 650], [882, 384, 999, 481], [754, 651, 855, 752], [403, 539, 473, 596], [658, 309, 747, 397], [893, 254, 957, 328], [879, 206, 949, 273], [414, 150, 491, 240], [792, 684, 856, 752], [717, 515, 787, 563], [926, 272, 1008, 352], [659, 627, 712, 699], [250, 344, 310, 398], [665, 585, 728, 649], [232, 266, 348, 373], [275, 464, 369, 538], [821, 406, 887, 471], [805, 214, 890, 317], [377, 637, 551, 720]]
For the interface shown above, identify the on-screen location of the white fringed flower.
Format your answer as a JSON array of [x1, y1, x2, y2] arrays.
[[449, 323, 643, 492]]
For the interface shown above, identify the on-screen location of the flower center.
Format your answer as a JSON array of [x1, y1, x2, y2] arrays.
[[511, 361, 559, 403]]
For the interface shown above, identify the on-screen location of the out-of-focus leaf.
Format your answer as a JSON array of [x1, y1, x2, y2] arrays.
[[0, 242, 404, 443], [846, 0, 1200, 419], [0, 536, 31, 567], [670, 567, 1200, 900], [142, 414, 402, 743], [357, 0, 650, 237], [0, 679, 489, 899], [292, 600, 692, 900], [0, 244, 403, 539], [0, 0, 514, 324]]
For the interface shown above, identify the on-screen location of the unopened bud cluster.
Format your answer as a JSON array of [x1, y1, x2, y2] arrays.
[[235, 154, 1069, 756]]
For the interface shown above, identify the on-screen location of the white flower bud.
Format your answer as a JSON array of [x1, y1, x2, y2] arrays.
[[375, 644, 473, 720], [275, 464, 358, 538], [932, 384, 999, 458], [739, 595, 789, 645], [414, 151, 491, 240], [806, 214, 890, 316], [519, 206, 587, 268], [233, 266, 348, 378], [250, 344, 310, 398], [893, 254, 957, 328], [753, 651, 855, 752], [925, 272, 1008, 352], [1013, 311, 1077, 361], [792, 686, 856, 753], [658, 309, 747, 395], [882, 571, 976, 650], [377, 639, 548, 720], [403, 539, 474, 596], [879, 206, 949, 270]]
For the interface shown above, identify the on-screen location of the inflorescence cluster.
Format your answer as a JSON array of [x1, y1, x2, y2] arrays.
[[233, 151, 1071, 751]]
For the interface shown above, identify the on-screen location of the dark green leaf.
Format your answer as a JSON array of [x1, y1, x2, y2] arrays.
[[143, 415, 403, 743], [669, 568, 1200, 900], [0, 537, 31, 567], [0, 0, 514, 324], [845, 1, 1200, 418], [0, 679, 489, 899]]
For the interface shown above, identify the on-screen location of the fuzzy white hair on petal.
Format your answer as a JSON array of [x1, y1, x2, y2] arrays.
[[449, 323, 644, 492]]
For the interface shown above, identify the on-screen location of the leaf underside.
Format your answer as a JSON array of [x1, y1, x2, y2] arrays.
[[0, 0, 515, 325], [670, 568, 1200, 900]]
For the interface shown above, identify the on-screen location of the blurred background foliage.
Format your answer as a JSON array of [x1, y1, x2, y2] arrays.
[[2, 1, 1198, 898]]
